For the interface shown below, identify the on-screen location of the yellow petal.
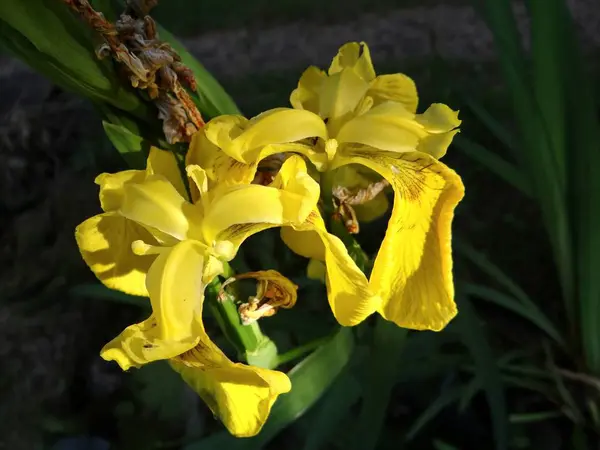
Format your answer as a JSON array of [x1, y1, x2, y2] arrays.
[[171, 355, 290, 437], [318, 69, 370, 126], [332, 164, 390, 222], [415, 104, 462, 158], [146, 146, 188, 200], [293, 212, 379, 326], [290, 66, 327, 113], [306, 258, 326, 282], [119, 175, 201, 242], [100, 315, 200, 370], [368, 73, 419, 113], [203, 156, 320, 247], [343, 148, 465, 331], [336, 101, 422, 151], [353, 192, 390, 223], [204, 110, 327, 163], [146, 239, 212, 342], [328, 41, 376, 82], [75, 212, 156, 296], [95, 170, 145, 212], [280, 227, 325, 260]]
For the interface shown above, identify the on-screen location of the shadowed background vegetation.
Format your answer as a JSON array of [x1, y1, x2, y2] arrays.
[[1, 0, 600, 449]]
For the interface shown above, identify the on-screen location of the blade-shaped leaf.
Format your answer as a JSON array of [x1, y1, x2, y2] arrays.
[[456, 293, 508, 450], [352, 319, 408, 450]]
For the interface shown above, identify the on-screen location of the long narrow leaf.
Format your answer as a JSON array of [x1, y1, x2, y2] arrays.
[[352, 319, 408, 450], [453, 135, 532, 196], [456, 293, 508, 450], [464, 283, 565, 349]]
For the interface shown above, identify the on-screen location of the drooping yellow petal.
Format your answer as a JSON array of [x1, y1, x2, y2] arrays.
[[368, 73, 419, 113], [145, 239, 212, 342], [75, 212, 156, 296], [146, 146, 188, 199], [293, 212, 379, 326], [342, 148, 465, 331], [280, 227, 325, 260], [204, 110, 327, 164], [171, 349, 290, 437], [100, 315, 200, 370], [328, 41, 376, 82], [306, 258, 327, 282], [119, 175, 202, 242], [290, 66, 327, 113], [203, 156, 320, 248]]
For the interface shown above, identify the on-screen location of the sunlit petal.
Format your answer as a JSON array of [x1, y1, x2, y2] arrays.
[[75, 212, 156, 296], [328, 41, 376, 82], [415, 103, 462, 158], [146, 146, 188, 199], [368, 73, 419, 113], [204, 156, 320, 248], [119, 175, 201, 242], [95, 170, 145, 212], [343, 148, 464, 331], [293, 212, 379, 326], [145, 239, 212, 342], [100, 315, 200, 370], [171, 346, 290, 437], [204, 110, 327, 163]]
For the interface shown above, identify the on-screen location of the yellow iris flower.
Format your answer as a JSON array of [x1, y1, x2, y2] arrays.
[[188, 42, 465, 332], [75, 147, 321, 436]]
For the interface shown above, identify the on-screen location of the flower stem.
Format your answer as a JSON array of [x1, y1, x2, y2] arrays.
[[205, 263, 278, 368], [276, 336, 331, 366]]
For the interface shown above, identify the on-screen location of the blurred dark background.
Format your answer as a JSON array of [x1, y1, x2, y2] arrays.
[[2, 0, 600, 449]]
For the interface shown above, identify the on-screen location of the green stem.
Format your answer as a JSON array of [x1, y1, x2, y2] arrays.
[[205, 266, 268, 357]]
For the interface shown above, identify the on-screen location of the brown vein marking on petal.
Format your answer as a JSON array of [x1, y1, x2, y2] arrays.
[[220, 270, 298, 325], [63, 0, 204, 143]]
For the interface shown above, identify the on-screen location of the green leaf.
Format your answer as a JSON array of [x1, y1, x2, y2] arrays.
[[302, 373, 361, 450], [188, 327, 355, 450], [131, 361, 186, 422], [102, 121, 149, 169], [456, 293, 508, 450], [453, 135, 532, 197], [0, 0, 145, 116], [406, 386, 464, 441], [509, 411, 562, 424], [463, 283, 565, 349], [157, 26, 240, 118], [70, 283, 150, 310], [352, 319, 408, 450], [433, 440, 460, 450]]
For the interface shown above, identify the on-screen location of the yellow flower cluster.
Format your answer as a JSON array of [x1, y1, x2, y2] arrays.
[[75, 42, 464, 437]]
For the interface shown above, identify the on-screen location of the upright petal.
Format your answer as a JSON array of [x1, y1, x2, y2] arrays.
[[171, 343, 290, 437], [290, 66, 327, 113], [75, 212, 156, 296], [96, 170, 145, 212], [368, 73, 419, 113], [204, 110, 327, 164], [146, 146, 188, 200], [343, 148, 465, 331], [318, 70, 370, 125], [119, 175, 202, 242], [328, 41, 376, 82]]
